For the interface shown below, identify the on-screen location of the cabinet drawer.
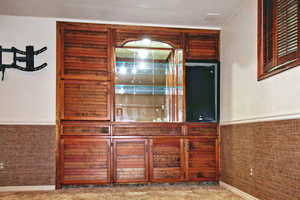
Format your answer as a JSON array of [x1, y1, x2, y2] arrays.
[[187, 124, 217, 136], [112, 123, 183, 136], [61, 122, 110, 136]]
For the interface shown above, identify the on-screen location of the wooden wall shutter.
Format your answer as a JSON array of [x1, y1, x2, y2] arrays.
[[276, 0, 299, 65], [258, 0, 300, 78], [263, 0, 275, 69]]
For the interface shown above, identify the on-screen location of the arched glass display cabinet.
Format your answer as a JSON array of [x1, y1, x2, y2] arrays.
[[115, 39, 183, 122]]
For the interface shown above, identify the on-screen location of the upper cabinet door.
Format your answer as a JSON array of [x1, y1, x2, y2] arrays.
[[58, 23, 111, 81], [61, 80, 111, 120], [149, 138, 184, 182], [185, 33, 219, 60], [113, 139, 149, 183]]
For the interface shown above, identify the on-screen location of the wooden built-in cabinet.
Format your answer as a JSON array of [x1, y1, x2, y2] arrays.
[[57, 22, 220, 187], [58, 123, 219, 185]]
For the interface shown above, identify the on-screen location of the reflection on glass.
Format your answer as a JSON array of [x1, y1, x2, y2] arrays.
[[115, 41, 183, 122]]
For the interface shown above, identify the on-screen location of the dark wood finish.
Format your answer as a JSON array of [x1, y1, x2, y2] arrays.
[[113, 139, 149, 183], [185, 33, 219, 60], [185, 138, 217, 181], [61, 80, 111, 120], [56, 22, 220, 187], [187, 123, 217, 136], [115, 29, 183, 49], [60, 137, 111, 184], [58, 22, 111, 81], [61, 121, 110, 136], [149, 138, 184, 182], [112, 123, 183, 136]]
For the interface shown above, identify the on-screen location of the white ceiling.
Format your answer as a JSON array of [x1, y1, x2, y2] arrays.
[[0, 0, 244, 28]]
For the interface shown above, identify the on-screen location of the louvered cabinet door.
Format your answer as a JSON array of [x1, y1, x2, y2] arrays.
[[61, 80, 111, 120], [59, 23, 111, 81], [60, 138, 111, 184], [186, 33, 219, 60], [185, 138, 217, 181], [113, 139, 148, 183], [150, 138, 184, 182]]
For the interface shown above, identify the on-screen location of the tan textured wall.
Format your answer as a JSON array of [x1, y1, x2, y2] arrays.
[[0, 125, 55, 186], [220, 119, 300, 200]]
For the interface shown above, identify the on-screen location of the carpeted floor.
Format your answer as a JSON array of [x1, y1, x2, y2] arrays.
[[0, 185, 244, 200]]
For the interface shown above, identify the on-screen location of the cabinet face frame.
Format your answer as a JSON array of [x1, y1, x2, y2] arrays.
[[60, 137, 111, 184]]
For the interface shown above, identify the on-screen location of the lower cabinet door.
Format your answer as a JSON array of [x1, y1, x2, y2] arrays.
[[60, 137, 111, 184], [113, 139, 148, 183], [150, 138, 185, 182], [186, 138, 217, 181]]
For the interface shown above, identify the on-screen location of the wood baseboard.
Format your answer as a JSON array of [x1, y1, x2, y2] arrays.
[[0, 185, 55, 192], [219, 181, 259, 200]]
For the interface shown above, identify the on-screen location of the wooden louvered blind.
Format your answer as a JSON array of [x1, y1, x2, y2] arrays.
[[258, 0, 300, 80]]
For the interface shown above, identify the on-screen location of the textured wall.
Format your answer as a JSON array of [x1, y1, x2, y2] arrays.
[[221, 119, 300, 200], [220, 0, 300, 124], [0, 15, 56, 124], [0, 125, 56, 186]]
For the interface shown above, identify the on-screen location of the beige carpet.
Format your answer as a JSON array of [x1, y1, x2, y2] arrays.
[[0, 185, 244, 200]]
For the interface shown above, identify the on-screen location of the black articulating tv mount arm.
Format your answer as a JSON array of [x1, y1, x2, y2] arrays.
[[0, 45, 47, 81]]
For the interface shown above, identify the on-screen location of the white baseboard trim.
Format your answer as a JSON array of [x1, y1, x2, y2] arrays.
[[0, 185, 55, 192], [220, 181, 259, 200]]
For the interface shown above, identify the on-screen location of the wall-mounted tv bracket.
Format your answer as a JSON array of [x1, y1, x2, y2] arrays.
[[0, 45, 47, 81]]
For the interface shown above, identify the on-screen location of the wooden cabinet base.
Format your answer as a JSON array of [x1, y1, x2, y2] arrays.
[[58, 123, 219, 186]]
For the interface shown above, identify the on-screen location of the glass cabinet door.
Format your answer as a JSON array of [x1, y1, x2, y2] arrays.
[[115, 40, 183, 122]]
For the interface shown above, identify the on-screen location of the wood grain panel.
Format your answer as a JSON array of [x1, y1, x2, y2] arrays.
[[60, 138, 110, 184], [61, 80, 110, 120], [187, 123, 217, 136], [186, 34, 219, 60], [61, 122, 110, 136], [150, 138, 184, 182], [186, 139, 217, 181], [113, 139, 148, 183], [115, 30, 183, 48], [60, 24, 111, 80], [112, 123, 183, 136]]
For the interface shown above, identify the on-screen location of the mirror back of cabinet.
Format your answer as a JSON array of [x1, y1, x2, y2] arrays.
[[186, 62, 219, 122], [115, 43, 183, 122]]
